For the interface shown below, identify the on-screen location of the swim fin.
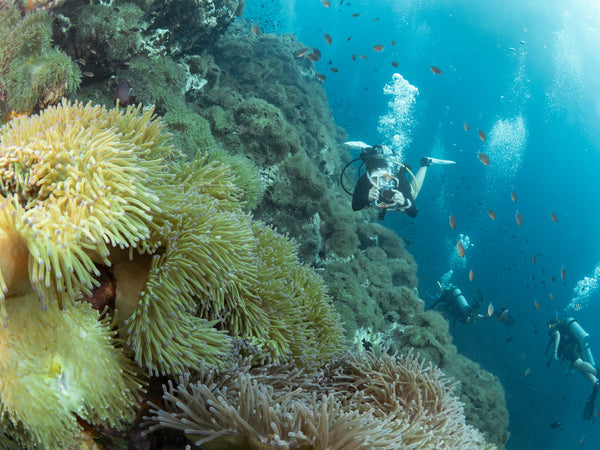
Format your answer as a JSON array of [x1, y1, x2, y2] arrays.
[[583, 381, 599, 420], [344, 141, 372, 150], [426, 157, 456, 165]]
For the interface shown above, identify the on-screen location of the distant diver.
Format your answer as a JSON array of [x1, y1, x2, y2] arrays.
[[546, 317, 600, 420], [341, 141, 454, 221], [428, 284, 515, 328], [428, 285, 484, 326]]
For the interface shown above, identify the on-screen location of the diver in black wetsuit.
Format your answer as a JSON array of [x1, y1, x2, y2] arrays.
[[428, 285, 515, 328], [351, 145, 431, 221], [428, 286, 485, 326], [547, 317, 600, 420]]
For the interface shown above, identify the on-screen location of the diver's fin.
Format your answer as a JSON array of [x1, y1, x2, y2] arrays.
[[583, 382, 599, 420], [344, 141, 372, 150], [427, 157, 456, 165]]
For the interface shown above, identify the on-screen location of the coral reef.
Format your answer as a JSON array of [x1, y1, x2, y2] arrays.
[[0, 2, 80, 118], [144, 349, 496, 449], [0, 2, 512, 447], [0, 100, 345, 446]]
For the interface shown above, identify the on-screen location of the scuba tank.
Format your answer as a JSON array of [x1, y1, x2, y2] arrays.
[[451, 287, 471, 319], [566, 317, 596, 367]]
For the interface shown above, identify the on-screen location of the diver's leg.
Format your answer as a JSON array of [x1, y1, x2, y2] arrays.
[[573, 358, 599, 384], [411, 166, 427, 199]]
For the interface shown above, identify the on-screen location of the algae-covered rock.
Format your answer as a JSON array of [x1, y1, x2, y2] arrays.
[[146, 0, 245, 55], [72, 2, 145, 78]]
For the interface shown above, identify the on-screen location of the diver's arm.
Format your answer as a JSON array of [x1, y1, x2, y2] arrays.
[[352, 175, 374, 211], [552, 330, 560, 360]]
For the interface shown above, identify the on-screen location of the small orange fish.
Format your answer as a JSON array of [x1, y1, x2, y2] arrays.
[[469, 269, 475, 281], [251, 24, 259, 35], [464, 122, 470, 131], [561, 266, 566, 280], [321, 0, 330, 7], [295, 47, 310, 58], [457, 240, 465, 258], [516, 212, 523, 226], [534, 300, 541, 310], [373, 44, 385, 52], [550, 293, 555, 300], [596, 410, 600, 419], [550, 211, 558, 223], [391, 40, 397, 46], [478, 129, 487, 141], [316, 73, 326, 82], [487, 302, 494, 317], [511, 191, 517, 202], [351, 13, 360, 17], [351, 54, 356, 61], [478, 153, 489, 165], [531, 255, 536, 263], [430, 66, 442, 75], [330, 67, 338, 73], [373, 17, 380, 21], [3, 110, 29, 122], [324, 33, 332, 45], [449, 213, 457, 230], [524, 368, 531, 377], [391, 61, 399, 67], [359, 54, 368, 60], [487, 209, 496, 220]]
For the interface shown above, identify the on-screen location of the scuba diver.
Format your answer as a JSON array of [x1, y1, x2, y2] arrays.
[[428, 285, 486, 326], [341, 141, 454, 221], [428, 284, 515, 328], [546, 317, 599, 420]]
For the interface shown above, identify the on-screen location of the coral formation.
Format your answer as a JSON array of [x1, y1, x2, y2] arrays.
[[0, 2, 80, 117], [146, 0, 246, 55], [144, 349, 496, 449], [70, 1, 146, 79]]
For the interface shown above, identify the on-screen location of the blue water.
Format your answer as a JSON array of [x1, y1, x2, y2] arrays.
[[245, 1, 600, 448]]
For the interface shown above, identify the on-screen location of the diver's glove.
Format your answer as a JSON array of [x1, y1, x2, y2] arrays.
[[391, 190, 405, 205], [368, 186, 379, 201], [392, 190, 411, 210]]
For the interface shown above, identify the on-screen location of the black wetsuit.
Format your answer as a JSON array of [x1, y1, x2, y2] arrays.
[[351, 151, 417, 220], [552, 320, 585, 366], [557, 323, 579, 363], [429, 288, 476, 325]]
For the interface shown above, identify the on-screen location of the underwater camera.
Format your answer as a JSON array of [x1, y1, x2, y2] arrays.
[[369, 169, 399, 207]]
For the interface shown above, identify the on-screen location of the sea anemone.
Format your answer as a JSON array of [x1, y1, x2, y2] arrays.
[[144, 348, 496, 449], [0, 296, 143, 448]]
